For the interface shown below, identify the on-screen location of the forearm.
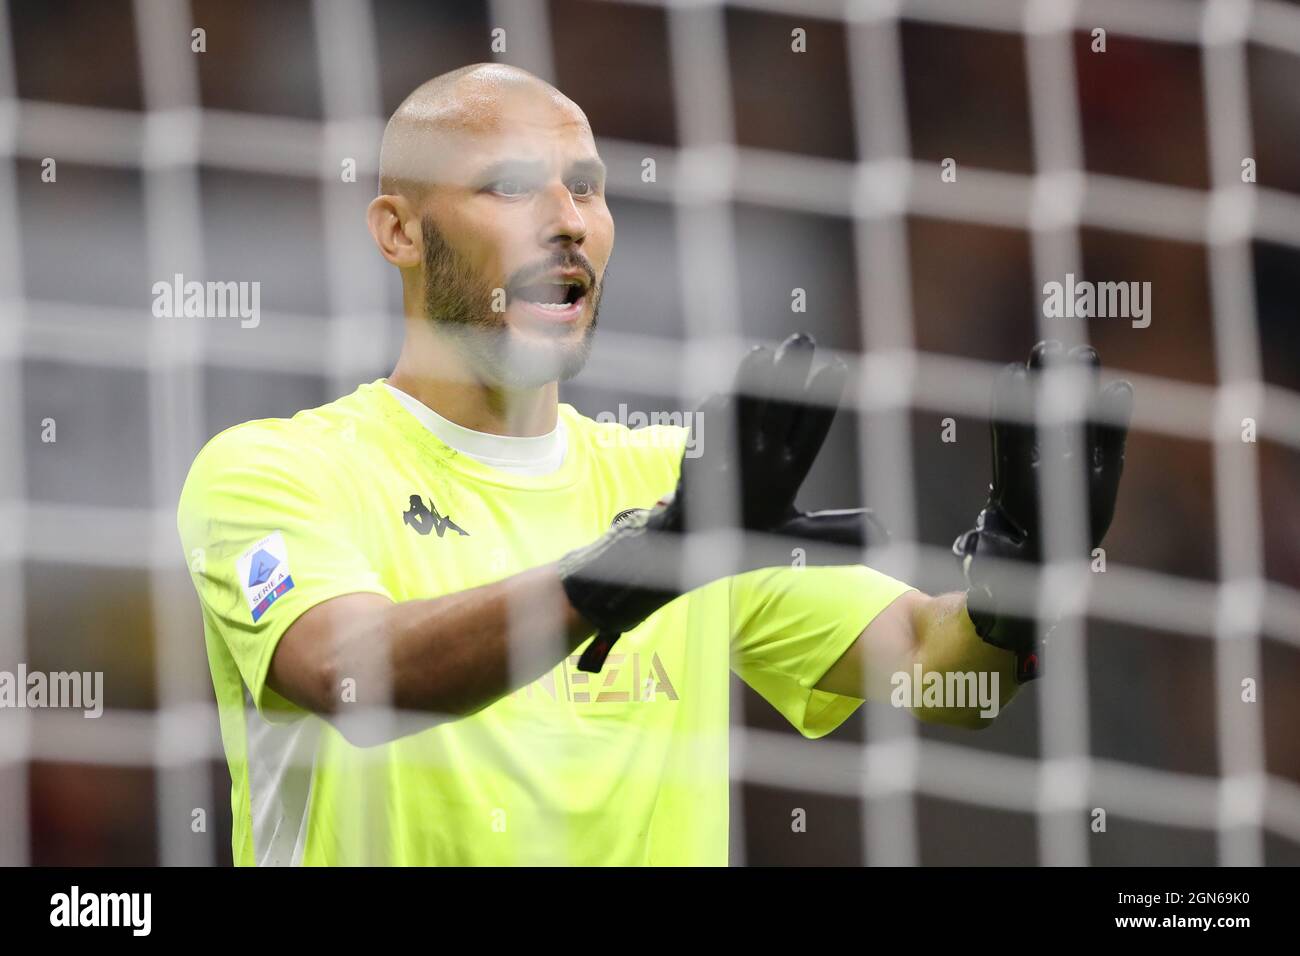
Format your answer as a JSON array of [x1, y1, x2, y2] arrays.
[[817, 589, 1019, 728], [907, 591, 1020, 728], [384, 564, 596, 715], [274, 564, 596, 725]]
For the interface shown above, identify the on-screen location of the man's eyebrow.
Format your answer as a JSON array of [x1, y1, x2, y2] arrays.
[[474, 158, 548, 183], [472, 156, 607, 186], [565, 158, 607, 180]]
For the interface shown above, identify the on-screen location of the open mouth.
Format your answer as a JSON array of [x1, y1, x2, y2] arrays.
[[512, 279, 585, 308], [509, 273, 590, 321]]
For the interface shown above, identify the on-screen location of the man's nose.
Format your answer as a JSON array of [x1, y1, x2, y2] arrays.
[[538, 183, 587, 247]]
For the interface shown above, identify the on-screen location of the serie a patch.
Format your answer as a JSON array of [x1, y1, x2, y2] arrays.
[[237, 531, 295, 622]]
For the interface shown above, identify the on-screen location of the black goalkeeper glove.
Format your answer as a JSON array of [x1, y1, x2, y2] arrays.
[[953, 340, 1133, 684], [561, 332, 883, 674]]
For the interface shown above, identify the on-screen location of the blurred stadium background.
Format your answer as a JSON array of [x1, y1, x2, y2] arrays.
[[1, 0, 1298, 866]]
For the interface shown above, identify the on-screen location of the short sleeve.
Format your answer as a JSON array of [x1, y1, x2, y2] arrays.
[[177, 422, 392, 720], [730, 565, 915, 738]]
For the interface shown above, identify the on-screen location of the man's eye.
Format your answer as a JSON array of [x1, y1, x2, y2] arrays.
[[490, 179, 525, 196], [570, 179, 594, 197]]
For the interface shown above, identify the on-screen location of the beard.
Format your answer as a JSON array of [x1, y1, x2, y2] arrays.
[[421, 215, 602, 389]]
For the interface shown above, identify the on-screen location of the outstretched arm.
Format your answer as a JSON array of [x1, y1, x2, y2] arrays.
[[817, 339, 1132, 726], [815, 590, 1019, 729], [269, 565, 594, 737]]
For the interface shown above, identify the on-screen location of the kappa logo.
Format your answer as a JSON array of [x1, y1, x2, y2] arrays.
[[403, 494, 469, 538]]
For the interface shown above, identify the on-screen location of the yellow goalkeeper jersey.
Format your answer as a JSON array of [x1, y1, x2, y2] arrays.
[[176, 379, 912, 865]]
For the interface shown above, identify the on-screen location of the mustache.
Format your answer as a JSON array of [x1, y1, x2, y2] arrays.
[[505, 252, 597, 293]]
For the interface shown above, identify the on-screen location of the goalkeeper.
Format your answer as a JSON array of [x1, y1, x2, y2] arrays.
[[177, 63, 1132, 865]]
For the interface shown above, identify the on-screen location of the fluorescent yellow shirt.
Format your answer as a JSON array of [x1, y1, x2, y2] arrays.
[[176, 380, 913, 865]]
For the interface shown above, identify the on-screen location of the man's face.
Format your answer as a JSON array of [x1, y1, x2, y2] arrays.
[[417, 94, 614, 388]]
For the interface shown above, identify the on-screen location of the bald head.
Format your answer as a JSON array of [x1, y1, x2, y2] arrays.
[[379, 63, 592, 201]]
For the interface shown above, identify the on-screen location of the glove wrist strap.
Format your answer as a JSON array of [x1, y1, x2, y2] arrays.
[[559, 506, 684, 672], [962, 592, 1044, 685]]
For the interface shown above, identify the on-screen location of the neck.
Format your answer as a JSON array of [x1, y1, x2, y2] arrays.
[[388, 326, 559, 438]]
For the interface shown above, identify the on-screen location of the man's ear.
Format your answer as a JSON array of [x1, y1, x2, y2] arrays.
[[366, 194, 421, 268]]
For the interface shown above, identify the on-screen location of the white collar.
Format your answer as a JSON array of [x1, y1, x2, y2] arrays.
[[382, 382, 567, 477]]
